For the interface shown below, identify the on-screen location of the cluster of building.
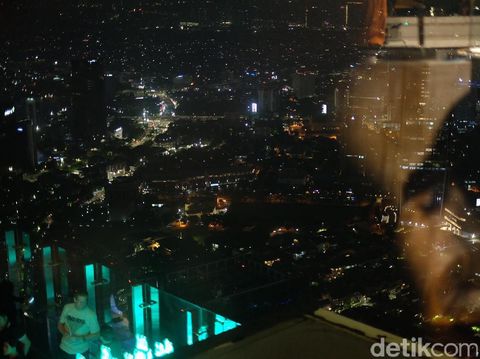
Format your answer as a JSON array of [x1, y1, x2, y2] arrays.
[[3, 0, 480, 356]]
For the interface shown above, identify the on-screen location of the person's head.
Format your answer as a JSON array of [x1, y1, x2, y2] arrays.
[[100, 325, 115, 345], [73, 290, 89, 310]]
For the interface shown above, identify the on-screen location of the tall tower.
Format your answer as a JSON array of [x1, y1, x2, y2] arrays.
[[70, 59, 107, 149], [292, 70, 316, 99], [305, 5, 309, 28], [0, 101, 37, 171], [26, 97, 37, 128], [258, 84, 279, 114], [345, 1, 365, 27]]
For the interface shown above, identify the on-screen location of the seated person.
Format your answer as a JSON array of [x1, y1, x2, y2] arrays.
[[89, 325, 123, 358], [0, 308, 30, 358]]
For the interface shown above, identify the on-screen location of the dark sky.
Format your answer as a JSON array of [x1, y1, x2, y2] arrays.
[[0, 0, 345, 24], [0, 0, 351, 43]]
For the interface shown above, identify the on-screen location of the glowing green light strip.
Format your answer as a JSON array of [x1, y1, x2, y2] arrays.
[[22, 232, 31, 261], [214, 314, 240, 335], [214, 314, 223, 336], [132, 285, 145, 335], [198, 325, 208, 342], [198, 308, 208, 341], [102, 265, 112, 324], [58, 247, 69, 297], [42, 246, 55, 306], [102, 265, 110, 284], [150, 286, 160, 341], [5, 230, 17, 273], [186, 311, 193, 345], [85, 264, 96, 315]]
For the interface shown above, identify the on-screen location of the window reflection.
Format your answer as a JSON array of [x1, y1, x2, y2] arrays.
[[346, 0, 480, 334]]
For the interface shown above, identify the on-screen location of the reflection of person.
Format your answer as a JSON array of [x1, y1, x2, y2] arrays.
[[356, 0, 480, 330], [108, 294, 135, 352], [365, 0, 388, 46], [403, 95, 480, 326], [58, 291, 100, 359], [0, 308, 30, 358], [347, 53, 477, 326], [89, 325, 123, 358]]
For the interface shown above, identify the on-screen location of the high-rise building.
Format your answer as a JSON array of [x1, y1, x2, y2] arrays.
[[343, 1, 365, 27], [230, 0, 256, 28], [0, 101, 37, 171], [106, 177, 139, 222], [257, 84, 279, 114], [292, 70, 316, 99], [25, 97, 37, 128], [71, 59, 107, 148]]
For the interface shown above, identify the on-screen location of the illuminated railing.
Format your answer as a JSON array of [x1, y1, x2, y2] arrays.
[[4, 230, 32, 293], [85, 263, 112, 324], [42, 245, 69, 307], [129, 284, 240, 354]]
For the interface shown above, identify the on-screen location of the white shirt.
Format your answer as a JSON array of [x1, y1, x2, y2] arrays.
[[59, 303, 100, 354]]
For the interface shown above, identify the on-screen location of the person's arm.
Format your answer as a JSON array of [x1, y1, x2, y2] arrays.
[[57, 306, 70, 337], [57, 322, 70, 337], [110, 294, 123, 317], [72, 313, 100, 341]]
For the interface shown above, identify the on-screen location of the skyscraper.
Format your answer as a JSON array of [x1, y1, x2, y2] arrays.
[[343, 1, 365, 28], [71, 59, 107, 148], [292, 70, 316, 99], [25, 97, 37, 128], [257, 84, 279, 114], [0, 101, 37, 171]]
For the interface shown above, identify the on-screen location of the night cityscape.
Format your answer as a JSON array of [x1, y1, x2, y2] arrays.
[[2, 1, 480, 358]]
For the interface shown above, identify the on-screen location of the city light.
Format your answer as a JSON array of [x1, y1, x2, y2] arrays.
[[4, 2, 480, 357], [4, 106, 15, 117], [154, 339, 174, 357]]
